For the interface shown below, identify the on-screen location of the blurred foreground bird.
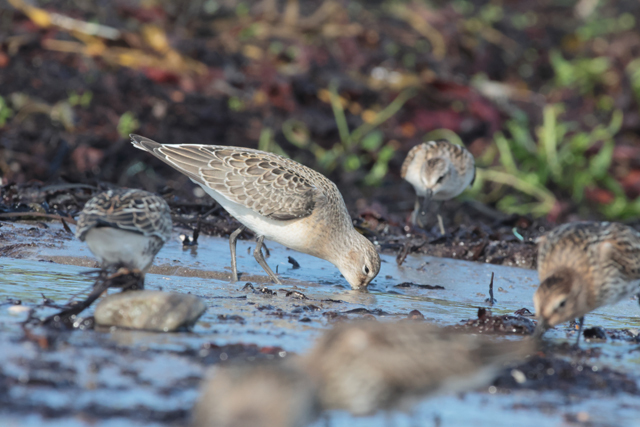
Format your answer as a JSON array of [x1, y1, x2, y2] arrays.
[[191, 321, 531, 426], [401, 140, 475, 234], [192, 361, 319, 427], [300, 321, 531, 416], [534, 221, 640, 344], [131, 134, 380, 289], [75, 188, 172, 285]]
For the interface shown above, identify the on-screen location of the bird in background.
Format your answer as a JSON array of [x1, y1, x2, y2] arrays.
[[75, 188, 172, 286], [131, 134, 380, 290], [401, 140, 475, 234], [533, 221, 640, 344]]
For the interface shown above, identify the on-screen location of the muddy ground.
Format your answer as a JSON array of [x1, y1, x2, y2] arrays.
[[1, 181, 544, 269], [2, 216, 640, 426]]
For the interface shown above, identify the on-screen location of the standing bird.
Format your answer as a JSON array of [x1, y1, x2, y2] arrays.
[[76, 188, 172, 281], [533, 221, 640, 344], [401, 140, 475, 233], [131, 134, 380, 289], [300, 321, 531, 416]]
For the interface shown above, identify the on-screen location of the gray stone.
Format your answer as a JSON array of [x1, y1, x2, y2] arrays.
[[94, 290, 206, 332]]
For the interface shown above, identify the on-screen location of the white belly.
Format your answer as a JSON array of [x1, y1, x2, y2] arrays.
[[197, 181, 314, 254], [84, 228, 157, 272]]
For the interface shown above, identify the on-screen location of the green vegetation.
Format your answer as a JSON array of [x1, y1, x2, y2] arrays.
[[469, 106, 640, 219], [117, 111, 139, 138], [0, 96, 14, 127], [281, 84, 415, 186], [68, 90, 93, 108], [550, 51, 612, 95], [626, 59, 640, 106]]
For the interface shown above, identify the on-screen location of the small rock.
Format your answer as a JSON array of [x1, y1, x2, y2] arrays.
[[514, 307, 534, 316], [287, 256, 300, 269], [258, 287, 276, 296], [343, 308, 390, 316], [217, 314, 245, 323], [407, 309, 425, 320], [583, 327, 607, 340], [94, 291, 206, 332], [284, 290, 308, 300], [8, 305, 30, 315], [323, 311, 348, 322]]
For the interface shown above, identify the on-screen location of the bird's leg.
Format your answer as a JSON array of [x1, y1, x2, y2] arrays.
[[575, 316, 585, 346], [410, 198, 420, 226], [229, 225, 246, 282], [254, 235, 281, 284], [105, 265, 144, 290], [437, 214, 446, 235], [412, 197, 430, 229]]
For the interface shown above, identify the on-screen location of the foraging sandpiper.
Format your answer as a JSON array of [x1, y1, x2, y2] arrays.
[[192, 361, 319, 427], [76, 188, 172, 278], [300, 321, 530, 415], [534, 221, 640, 343], [401, 140, 475, 233], [131, 134, 380, 289]]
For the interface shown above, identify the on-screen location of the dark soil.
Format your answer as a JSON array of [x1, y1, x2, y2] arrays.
[[495, 354, 640, 396], [0, 338, 288, 424], [451, 307, 537, 335], [0, 180, 546, 269]]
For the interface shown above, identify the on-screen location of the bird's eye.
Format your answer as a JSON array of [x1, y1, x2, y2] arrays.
[[558, 300, 566, 308], [436, 175, 445, 184], [363, 265, 370, 275]]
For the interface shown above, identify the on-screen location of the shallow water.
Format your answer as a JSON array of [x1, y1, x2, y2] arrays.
[[1, 221, 639, 426]]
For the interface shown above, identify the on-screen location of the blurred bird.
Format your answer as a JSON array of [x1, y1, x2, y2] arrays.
[[76, 188, 172, 282], [131, 134, 380, 289], [192, 361, 319, 427], [534, 221, 640, 344], [401, 140, 475, 233], [300, 321, 531, 416]]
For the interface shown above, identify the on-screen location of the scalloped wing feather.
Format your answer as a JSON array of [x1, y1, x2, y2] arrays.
[[136, 138, 317, 221]]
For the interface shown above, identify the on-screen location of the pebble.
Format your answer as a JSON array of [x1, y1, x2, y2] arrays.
[[8, 305, 30, 315], [94, 291, 206, 332]]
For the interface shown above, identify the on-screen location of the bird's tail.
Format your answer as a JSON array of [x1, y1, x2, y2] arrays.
[[130, 134, 161, 152]]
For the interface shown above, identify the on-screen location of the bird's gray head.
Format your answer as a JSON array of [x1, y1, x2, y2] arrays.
[[533, 269, 589, 336], [337, 233, 381, 290], [420, 157, 458, 200]]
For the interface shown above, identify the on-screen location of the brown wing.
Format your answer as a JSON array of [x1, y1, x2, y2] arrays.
[[76, 189, 172, 242], [131, 135, 317, 221], [597, 224, 640, 280], [303, 321, 530, 412]]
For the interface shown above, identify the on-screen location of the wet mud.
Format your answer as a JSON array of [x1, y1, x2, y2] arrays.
[[1, 215, 640, 426], [2, 182, 545, 269]]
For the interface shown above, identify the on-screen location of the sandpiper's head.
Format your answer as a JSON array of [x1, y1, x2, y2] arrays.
[[338, 234, 380, 290], [533, 269, 587, 336], [420, 157, 462, 200]]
